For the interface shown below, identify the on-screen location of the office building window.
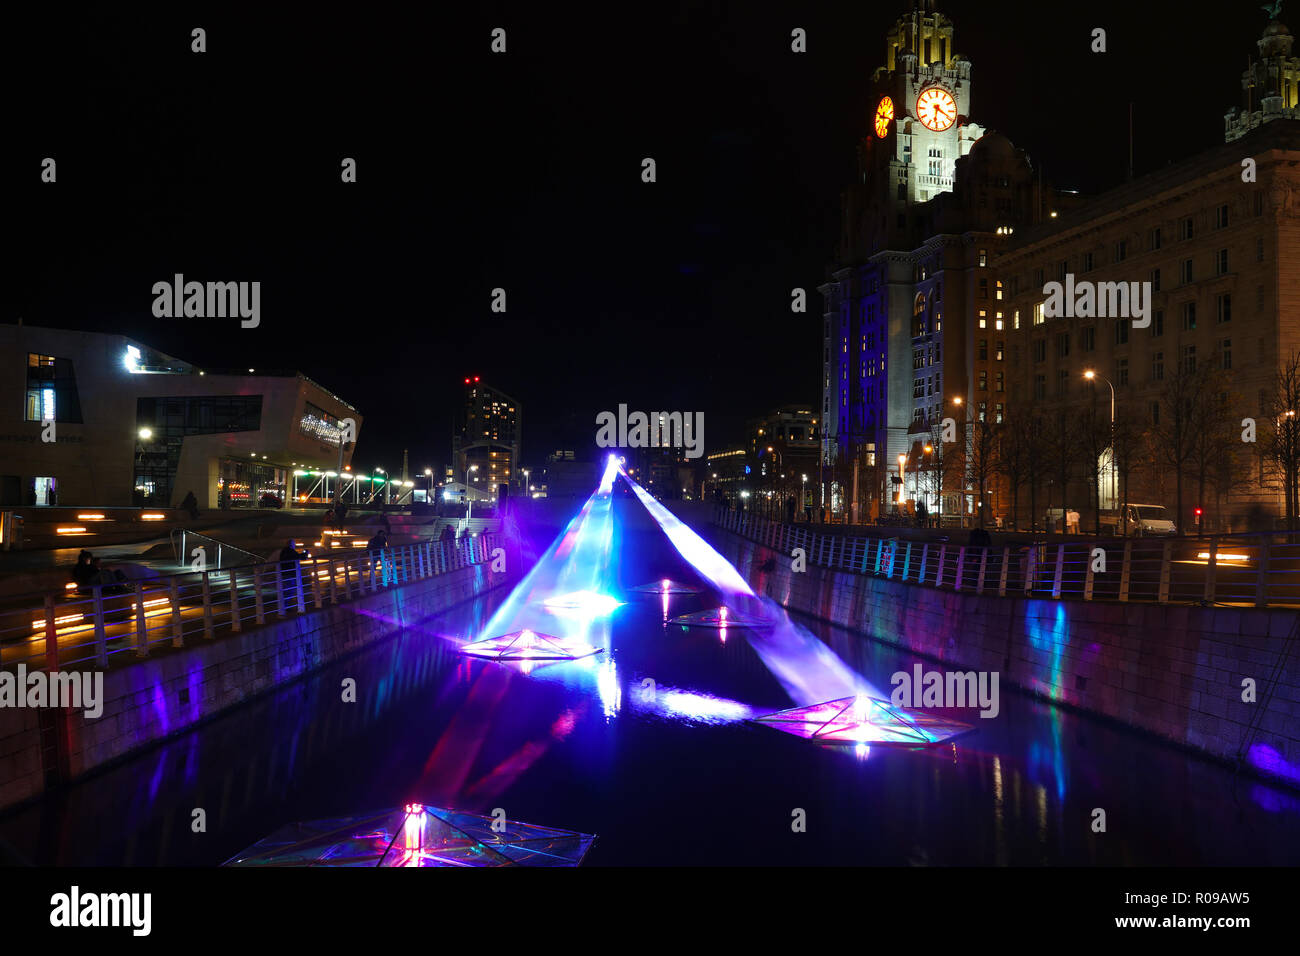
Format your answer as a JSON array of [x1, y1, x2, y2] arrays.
[[1217, 292, 1231, 323]]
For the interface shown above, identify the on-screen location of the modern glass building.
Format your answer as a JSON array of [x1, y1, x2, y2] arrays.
[[0, 324, 361, 509]]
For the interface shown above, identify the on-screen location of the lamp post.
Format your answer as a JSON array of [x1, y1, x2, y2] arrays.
[[950, 395, 973, 527], [1083, 370, 1117, 518], [921, 443, 933, 519], [801, 473, 808, 521], [522, 468, 530, 498], [374, 467, 386, 506], [897, 453, 906, 511], [465, 464, 478, 518]]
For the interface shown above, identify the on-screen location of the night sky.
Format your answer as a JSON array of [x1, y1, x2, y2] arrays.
[[5, 1, 1266, 471]]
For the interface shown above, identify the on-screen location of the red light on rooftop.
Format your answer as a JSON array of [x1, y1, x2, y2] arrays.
[[474, 376, 480, 382]]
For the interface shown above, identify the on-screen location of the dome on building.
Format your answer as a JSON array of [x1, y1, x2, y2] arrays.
[[1264, 19, 1292, 38], [967, 131, 1017, 161]]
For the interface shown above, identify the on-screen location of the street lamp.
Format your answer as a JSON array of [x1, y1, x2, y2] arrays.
[[1083, 370, 1117, 517], [465, 464, 478, 518], [374, 467, 386, 506], [921, 444, 933, 516], [897, 453, 906, 509]]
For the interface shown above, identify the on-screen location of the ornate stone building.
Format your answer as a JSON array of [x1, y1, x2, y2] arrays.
[[818, 0, 1073, 520]]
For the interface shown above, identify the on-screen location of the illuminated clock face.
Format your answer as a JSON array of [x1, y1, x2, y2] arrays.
[[915, 87, 957, 132], [874, 96, 894, 138]]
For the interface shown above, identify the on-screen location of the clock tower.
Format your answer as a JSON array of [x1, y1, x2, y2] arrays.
[[856, 2, 985, 244]]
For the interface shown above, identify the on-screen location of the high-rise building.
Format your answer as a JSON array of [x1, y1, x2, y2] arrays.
[[453, 377, 522, 500]]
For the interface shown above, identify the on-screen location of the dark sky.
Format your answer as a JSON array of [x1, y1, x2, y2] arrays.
[[5, 1, 1264, 471]]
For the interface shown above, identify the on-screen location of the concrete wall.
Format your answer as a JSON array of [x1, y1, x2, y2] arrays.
[[0, 547, 516, 811], [709, 524, 1300, 787]]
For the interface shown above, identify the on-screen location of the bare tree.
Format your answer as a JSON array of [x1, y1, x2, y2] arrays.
[[968, 415, 1000, 529], [1263, 351, 1300, 531], [1021, 413, 1050, 531], [1151, 364, 1202, 533], [1044, 407, 1082, 534], [1187, 367, 1238, 533], [996, 410, 1032, 530], [1107, 412, 1145, 534], [1075, 400, 1111, 536]]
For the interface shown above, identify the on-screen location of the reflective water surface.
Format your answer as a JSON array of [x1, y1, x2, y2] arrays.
[[2, 502, 1298, 866]]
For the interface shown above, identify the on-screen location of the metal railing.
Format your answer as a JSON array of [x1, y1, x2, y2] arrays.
[[169, 528, 266, 570], [714, 506, 1300, 608], [0, 533, 503, 673]]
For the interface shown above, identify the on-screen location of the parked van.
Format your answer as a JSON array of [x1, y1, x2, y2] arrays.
[[1099, 503, 1177, 536]]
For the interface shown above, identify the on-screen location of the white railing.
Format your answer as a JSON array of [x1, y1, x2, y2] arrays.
[[712, 506, 1300, 608], [0, 534, 503, 672]]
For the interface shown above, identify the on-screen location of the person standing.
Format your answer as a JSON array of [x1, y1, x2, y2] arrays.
[[278, 538, 306, 611], [367, 528, 391, 586]]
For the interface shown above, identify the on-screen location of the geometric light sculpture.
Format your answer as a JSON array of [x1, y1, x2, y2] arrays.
[[540, 590, 623, 616], [750, 695, 973, 746], [458, 628, 603, 661], [222, 803, 597, 867], [669, 605, 768, 628], [628, 578, 702, 594]]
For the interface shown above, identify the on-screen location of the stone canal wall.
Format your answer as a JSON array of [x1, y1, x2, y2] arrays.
[[0, 545, 518, 812], [708, 524, 1300, 787]]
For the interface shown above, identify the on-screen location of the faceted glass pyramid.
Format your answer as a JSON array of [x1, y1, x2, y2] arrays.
[[223, 803, 596, 867], [669, 605, 768, 628], [629, 578, 702, 594], [459, 628, 603, 660], [752, 695, 974, 746]]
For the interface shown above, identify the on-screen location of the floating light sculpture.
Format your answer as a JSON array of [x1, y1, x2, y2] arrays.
[[752, 694, 974, 747], [459, 628, 603, 661], [223, 804, 596, 867]]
